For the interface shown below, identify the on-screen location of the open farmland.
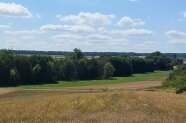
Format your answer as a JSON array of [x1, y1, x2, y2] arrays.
[[0, 70, 185, 123], [1, 71, 185, 123], [0, 90, 186, 123], [1, 0, 186, 122]]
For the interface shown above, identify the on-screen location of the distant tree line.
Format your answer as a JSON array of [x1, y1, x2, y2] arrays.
[[2, 49, 186, 59], [0, 49, 183, 87]]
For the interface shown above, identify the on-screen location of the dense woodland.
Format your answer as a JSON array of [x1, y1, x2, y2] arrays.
[[0, 49, 183, 87]]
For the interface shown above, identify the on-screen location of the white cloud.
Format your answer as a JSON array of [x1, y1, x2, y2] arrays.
[[109, 39, 128, 45], [132, 41, 160, 52], [51, 34, 83, 41], [51, 33, 128, 47], [57, 12, 115, 25], [36, 14, 41, 19], [4, 37, 48, 51], [0, 25, 11, 30], [4, 30, 43, 35], [86, 34, 128, 46], [87, 34, 111, 41], [98, 27, 106, 33], [40, 24, 95, 32], [183, 11, 186, 18], [114, 28, 155, 36], [165, 30, 186, 45], [165, 30, 186, 38], [21, 35, 34, 40], [0, 2, 32, 18], [167, 39, 186, 44], [40, 24, 63, 31], [118, 16, 145, 26], [56, 14, 61, 18]]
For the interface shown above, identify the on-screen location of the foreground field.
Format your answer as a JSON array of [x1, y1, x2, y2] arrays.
[[0, 71, 179, 123], [0, 90, 186, 123], [20, 71, 169, 89]]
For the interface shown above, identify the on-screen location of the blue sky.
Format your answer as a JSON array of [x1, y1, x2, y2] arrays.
[[0, 0, 186, 52]]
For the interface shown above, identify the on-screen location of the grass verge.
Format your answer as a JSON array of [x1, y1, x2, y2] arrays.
[[19, 71, 170, 89]]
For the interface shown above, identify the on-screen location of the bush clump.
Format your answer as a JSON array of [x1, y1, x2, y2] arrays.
[[162, 64, 186, 93]]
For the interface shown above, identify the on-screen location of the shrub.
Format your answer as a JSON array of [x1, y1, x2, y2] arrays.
[[162, 64, 186, 93]]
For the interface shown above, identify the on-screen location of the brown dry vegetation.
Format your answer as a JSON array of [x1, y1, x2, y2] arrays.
[[0, 90, 186, 123]]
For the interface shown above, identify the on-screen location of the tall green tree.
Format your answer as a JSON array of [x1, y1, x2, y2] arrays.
[[67, 48, 84, 60], [62, 59, 76, 80], [131, 57, 146, 73], [103, 63, 115, 79], [146, 51, 172, 70], [110, 57, 133, 77]]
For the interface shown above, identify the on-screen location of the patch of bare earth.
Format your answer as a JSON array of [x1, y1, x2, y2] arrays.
[[0, 88, 18, 96], [20, 80, 164, 95], [68, 80, 163, 90]]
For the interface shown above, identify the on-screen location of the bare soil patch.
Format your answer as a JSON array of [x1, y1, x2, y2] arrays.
[[0, 79, 164, 98], [63, 80, 163, 90], [0, 88, 18, 96]]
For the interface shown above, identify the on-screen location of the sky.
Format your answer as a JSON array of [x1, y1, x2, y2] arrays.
[[0, 0, 186, 53]]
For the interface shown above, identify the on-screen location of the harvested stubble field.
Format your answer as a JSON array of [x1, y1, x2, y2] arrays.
[[0, 90, 186, 123]]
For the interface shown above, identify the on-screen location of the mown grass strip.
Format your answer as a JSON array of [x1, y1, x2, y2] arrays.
[[19, 71, 170, 89]]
